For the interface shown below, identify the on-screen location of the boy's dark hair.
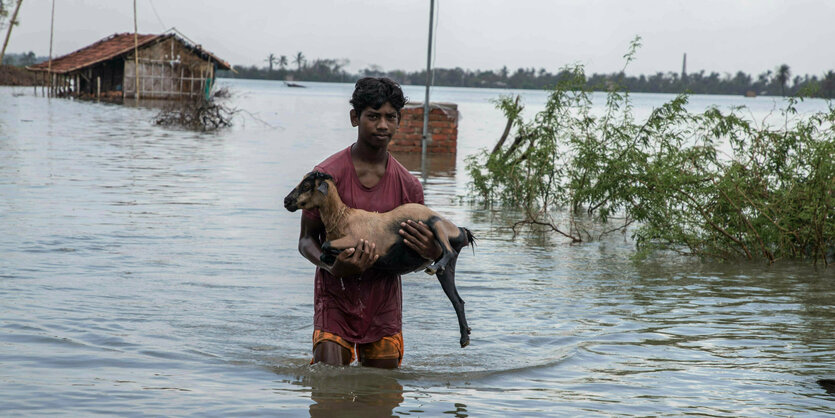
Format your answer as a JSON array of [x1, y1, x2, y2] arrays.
[[350, 77, 407, 117]]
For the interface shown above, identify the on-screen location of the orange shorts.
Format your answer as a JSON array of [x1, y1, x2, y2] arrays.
[[312, 329, 404, 366]]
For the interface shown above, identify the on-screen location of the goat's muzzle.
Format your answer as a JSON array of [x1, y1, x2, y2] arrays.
[[283, 190, 299, 212]]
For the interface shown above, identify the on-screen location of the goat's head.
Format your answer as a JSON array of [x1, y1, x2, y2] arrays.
[[284, 171, 333, 212]]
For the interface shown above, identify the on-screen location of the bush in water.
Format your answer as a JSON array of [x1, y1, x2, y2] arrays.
[[466, 39, 834, 265]]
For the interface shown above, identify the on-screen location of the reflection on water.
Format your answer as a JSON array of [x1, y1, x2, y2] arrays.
[[2, 81, 835, 416], [390, 151, 457, 178], [303, 370, 404, 417]]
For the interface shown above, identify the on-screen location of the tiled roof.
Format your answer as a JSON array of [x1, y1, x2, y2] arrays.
[[27, 32, 232, 73], [28, 33, 160, 73]]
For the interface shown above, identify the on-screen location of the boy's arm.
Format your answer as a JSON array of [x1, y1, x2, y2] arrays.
[[298, 216, 379, 277]]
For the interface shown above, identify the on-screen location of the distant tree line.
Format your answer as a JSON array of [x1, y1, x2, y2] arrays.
[[217, 52, 835, 99], [2, 51, 42, 67], [7, 47, 833, 98], [220, 51, 352, 83]]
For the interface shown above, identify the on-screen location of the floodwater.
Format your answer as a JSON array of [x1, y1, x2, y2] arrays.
[[1, 80, 834, 416]]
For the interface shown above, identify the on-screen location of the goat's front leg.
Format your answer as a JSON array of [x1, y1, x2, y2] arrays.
[[324, 236, 356, 250], [320, 237, 355, 265]]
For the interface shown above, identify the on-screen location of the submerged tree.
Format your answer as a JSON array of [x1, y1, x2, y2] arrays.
[[467, 39, 834, 265], [153, 87, 238, 132]]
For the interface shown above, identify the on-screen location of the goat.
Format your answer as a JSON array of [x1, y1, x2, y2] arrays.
[[284, 171, 474, 347]]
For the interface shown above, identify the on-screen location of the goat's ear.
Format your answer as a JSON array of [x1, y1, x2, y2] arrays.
[[317, 181, 329, 195]]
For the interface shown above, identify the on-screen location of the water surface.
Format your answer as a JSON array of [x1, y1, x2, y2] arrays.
[[1, 81, 834, 416]]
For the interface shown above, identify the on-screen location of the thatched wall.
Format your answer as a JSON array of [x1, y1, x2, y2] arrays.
[[123, 37, 215, 99]]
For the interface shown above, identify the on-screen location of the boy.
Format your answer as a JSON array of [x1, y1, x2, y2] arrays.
[[297, 77, 441, 368]]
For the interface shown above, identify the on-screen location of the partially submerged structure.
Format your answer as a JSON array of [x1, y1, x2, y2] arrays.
[[27, 31, 231, 100]]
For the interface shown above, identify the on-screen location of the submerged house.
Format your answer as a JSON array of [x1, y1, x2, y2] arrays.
[[27, 31, 232, 100]]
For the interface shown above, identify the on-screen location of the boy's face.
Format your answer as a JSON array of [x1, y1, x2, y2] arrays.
[[351, 102, 400, 149]]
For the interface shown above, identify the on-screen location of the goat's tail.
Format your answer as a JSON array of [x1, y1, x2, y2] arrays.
[[462, 227, 476, 255]]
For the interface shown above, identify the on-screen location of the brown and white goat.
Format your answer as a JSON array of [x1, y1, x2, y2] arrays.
[[284, 171, 474, 347]]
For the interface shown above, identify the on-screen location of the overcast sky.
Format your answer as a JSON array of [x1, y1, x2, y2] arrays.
[[7, 0, 835, 77]]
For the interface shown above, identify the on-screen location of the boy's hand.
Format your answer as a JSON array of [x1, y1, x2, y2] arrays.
[[400, 220, 442, 261], [329, 239, 379, 278]]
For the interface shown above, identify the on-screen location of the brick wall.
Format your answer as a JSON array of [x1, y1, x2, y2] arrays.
[[389, 102, 458, 154]]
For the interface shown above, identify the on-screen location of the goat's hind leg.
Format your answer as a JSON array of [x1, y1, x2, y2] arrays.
[[436, 254, 471, 348], [424, 219, 459, 275]]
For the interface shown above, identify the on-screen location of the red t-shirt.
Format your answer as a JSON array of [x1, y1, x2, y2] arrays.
[[302, 146, 424, 344]]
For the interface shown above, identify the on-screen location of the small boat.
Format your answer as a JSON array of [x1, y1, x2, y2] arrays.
[[284, 82, 306, 88]]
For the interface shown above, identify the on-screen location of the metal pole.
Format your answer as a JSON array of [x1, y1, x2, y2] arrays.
[[47, 0, 54, 96], [134, 0, 139, 101], [421, 0, 435, 185]]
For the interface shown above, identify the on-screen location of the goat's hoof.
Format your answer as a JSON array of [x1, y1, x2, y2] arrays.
[[460, 337, 470, 348], [424, 266, 437, 275]]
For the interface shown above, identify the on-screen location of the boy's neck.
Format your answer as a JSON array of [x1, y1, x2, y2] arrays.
[[351, 141, 388, 165]]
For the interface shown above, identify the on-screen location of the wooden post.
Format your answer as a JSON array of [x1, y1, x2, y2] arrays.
[[97, 76, 101, 98]]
